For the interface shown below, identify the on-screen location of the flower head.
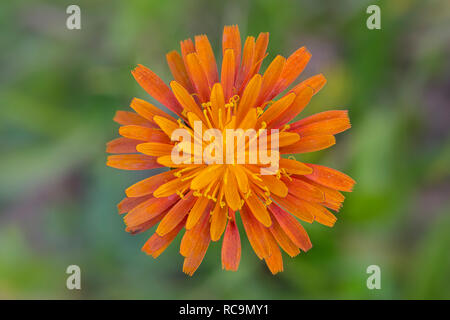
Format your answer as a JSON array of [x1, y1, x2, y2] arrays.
[[107, 25, 355, 275]]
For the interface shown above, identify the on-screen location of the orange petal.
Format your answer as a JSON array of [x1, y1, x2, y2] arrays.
[[294, 198, 337, 227], [304, 164, 355, 192], [130, 98, 177, 124], [259, 175, 288, 197], [117, 194, 153, 214], [113, 110, 154, 127], [322, 201, 343, 212], [257, 93, 296, 127], [157, 155, 194, 168], [279, 135, 335, 154], [180, 38, 195, 63], [272, 194, 314, 223], [275, 132, 301, 147], [180, 38, 196, 88], [136, 142, 174, 157], [252, 32, 269, 76], [299, 177, 345, 211], [269, 216, 300, 257], [221, 216, 241, 271], [126, 170, 176, 197], [106, 137, 141, 154], [210, 202, 228, 241], [191, 165, 223, 191], [126, 210, 165, 235], [153, 115, 179, 138], [236, 74, 262, 124], [186, 196, 212, 230], [292, 117, 351, 137], [244, 192, 272, 227], [170, 81, 205, 121], [124, 194, 179, 228], [229, 165, 249, 194], [268, 86, 314, 129], [131, 64, 183, 116], [264, 232, 284, 275], [195, 35, 219, 87], [106, 154, 161, 170], [210, 83, 226, 127], [284, 177, 325, 202], [290, 73, 327, 96], [221, 49, 236, 101], [279, 158, 313, 175], [270, 47, 311, 99], [256, 55, 286, 107], [142, 216, 186, 258], [180, 208, 208, 257], [185, 53, 211, 103], [239, 107, 258, 131], [153, 176, 191, 198], [268, 203, 312, 252], [235, 36, 255, 91], [224, 168, 241, 211], [119, 125, 170, 143], [222, 25, 241, 75], [181, 209, 211, 276], [166, 50, 194, 92], [156, 191, 196, 236], [240, 204, 271, 259], [290, 110, 349, 130]]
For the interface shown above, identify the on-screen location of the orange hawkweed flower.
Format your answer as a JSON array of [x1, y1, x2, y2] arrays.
[[107, 25, 355, 275]]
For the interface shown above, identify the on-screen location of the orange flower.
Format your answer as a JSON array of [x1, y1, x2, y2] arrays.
[[107, 25, 355, 275]]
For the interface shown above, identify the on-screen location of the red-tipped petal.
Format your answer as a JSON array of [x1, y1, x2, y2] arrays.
[[304, 164, 355, 192], [268, 203, 312, 252], [131, 64, 183, 116], [195, 35, 219, 87], [221, 216, 241, 271], [106, 154, 162, 170], [166, 50, 194, 92], [142, 216, 186, 258], [106, 137, 142, 154]]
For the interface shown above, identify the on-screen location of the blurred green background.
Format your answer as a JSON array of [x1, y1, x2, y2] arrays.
[[1, 0, 449, 299]]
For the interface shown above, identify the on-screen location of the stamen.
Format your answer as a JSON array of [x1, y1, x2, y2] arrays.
[[275, 170, 281, 179], [201, 101, 211, 109], [193, 190, 202, 197], [203, 109, 213, 128], [181, 169, 202, 181], [263, 186, 270, 197], [176, 189, 186, 199], [281, 124, 290, 132], [210, 181, 221, 202], [256, 107, 264, 117], [280, 168, 292, 181], [218, 108, 223, 130], [230, 95, 240, 115], [251, 173, 263, 182]]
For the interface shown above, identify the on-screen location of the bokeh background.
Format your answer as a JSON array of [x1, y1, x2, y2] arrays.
[[1, 0, 449, 299]]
